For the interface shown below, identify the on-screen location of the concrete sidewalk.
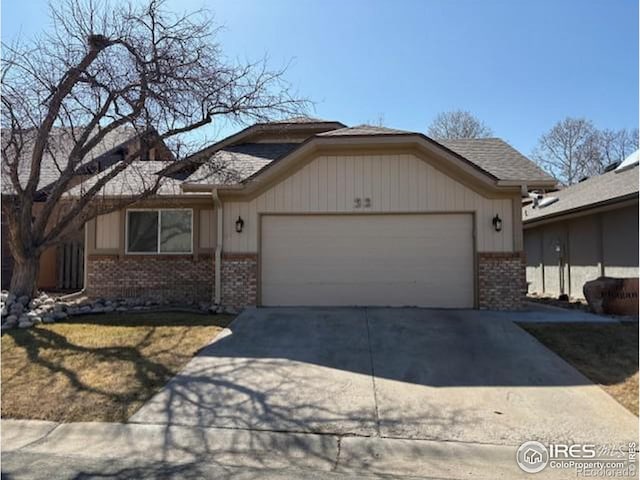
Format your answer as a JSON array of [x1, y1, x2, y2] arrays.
[[1, 419, 575, 480]]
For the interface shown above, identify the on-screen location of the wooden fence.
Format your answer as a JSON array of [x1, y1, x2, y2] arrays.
[[57, 241, 84, 290]]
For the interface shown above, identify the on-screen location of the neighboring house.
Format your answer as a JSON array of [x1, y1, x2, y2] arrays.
[[523, 151, 639, 300], [82, 117, 555, 310], [1, 128, 172, 291]]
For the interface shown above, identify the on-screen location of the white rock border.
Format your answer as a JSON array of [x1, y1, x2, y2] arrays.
[[0, 291, 239, 331]]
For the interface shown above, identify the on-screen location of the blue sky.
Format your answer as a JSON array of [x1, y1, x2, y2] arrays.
[[2, 0, 638, 155]]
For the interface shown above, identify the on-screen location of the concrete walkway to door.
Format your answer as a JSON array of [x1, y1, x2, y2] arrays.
[[130, 307, 637, 447]]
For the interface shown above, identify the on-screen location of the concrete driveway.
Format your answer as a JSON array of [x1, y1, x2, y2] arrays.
[[131, 307, 637, 446]]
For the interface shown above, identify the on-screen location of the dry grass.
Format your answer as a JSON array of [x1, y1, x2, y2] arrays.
[[521, 322, 639, 415], [1, 312, 233, 422]]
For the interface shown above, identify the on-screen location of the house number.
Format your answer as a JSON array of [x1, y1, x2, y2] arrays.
[[354, 197, 372, 208]]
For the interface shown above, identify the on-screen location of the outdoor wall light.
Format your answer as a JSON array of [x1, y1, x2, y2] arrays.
[[235, 216, 244, 233], [492, 214, 502, 232]]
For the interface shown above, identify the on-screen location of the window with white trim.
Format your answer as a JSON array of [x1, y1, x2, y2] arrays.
[[126, 209, 193, 254]]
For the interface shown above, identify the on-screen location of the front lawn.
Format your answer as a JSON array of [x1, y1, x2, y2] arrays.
[[1, 312, 233, 422], [520, 322, 638, 415]]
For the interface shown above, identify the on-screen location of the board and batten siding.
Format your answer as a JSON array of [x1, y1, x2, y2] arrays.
[[96, 211, 120, 250], [199, 209, 217, 249], [524, 204, 639, 299], [223, 153, 515, 253]]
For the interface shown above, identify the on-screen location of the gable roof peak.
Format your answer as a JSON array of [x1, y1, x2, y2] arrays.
[[318, 125, 412, 136], [266, 116, 337, 125]]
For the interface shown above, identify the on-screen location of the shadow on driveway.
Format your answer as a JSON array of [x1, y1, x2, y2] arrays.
[[130, 307, 638, 446]]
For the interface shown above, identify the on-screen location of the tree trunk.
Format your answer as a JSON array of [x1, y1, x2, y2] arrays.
[[9, 255, 40, 299]]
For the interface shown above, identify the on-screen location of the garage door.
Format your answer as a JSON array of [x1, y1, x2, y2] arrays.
[[260, 214, 474, 308]]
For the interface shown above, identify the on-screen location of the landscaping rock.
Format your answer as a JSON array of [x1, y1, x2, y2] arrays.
[[5, 315, 18, 325], [53, 311, 68, 320], [116, 306, 128, 312], [79, 306, 92, 314], [9, 303, 23, 315], [17, 295, 30, 306], [18, 320, 33, 329], [53, 303, 67, 313], [6, 293, 16, 305], [42, 315, 55, 323]]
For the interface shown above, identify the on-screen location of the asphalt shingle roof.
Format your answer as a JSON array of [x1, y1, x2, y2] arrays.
[[318, 127, 555, 183], [522, 165, 639, 222], [267, 116, 334, 124], [184, 143, 298, 185], [437, 138, 555, 183], [318, 125, 412, 136], [1, 127, 139, 194], [182, 126, 556, 186], [65, 161, 184, 197]]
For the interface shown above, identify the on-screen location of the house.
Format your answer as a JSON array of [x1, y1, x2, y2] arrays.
[[1, 127, 173, 291], [523, 151, 639, 300], [82, 117, 555, 310], [524, 448, 543, 465]]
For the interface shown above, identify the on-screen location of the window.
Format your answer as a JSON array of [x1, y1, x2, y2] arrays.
[[126, 209, 193, 254]]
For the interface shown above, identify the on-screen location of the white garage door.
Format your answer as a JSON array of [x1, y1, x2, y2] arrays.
[[260, 214, 474, 308]]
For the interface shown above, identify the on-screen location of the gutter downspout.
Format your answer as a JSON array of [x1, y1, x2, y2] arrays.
[[212, 188, 223, 305]]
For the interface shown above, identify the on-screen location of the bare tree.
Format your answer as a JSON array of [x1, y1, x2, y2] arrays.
[[427, 110, 493, 139], [531, 118, 602, 185], [1, 0, 307, 298], [597, 128, 639, 169]]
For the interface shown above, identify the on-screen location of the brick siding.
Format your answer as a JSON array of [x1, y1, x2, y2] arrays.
[[86, 253, 258, 307], [86, 254, 214, 302], [88, 251, 520, 310], [477, 252, 525, 310], [220, 253, 258, 308]]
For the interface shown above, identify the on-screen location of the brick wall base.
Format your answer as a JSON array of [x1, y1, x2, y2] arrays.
[[220, 253, 258, 307], [478, 252, 525, 310], [87, 252, 522, 310], [86, 253, 258, 307], [86, 255, 215, 302]]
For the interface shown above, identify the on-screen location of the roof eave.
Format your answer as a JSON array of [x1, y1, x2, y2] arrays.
[[180, 132, 552, 196], [497, 179, 558, 188], [181, 183, 244, 193], [179, 120, 347, 166], [523, 192, 640, 226]]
